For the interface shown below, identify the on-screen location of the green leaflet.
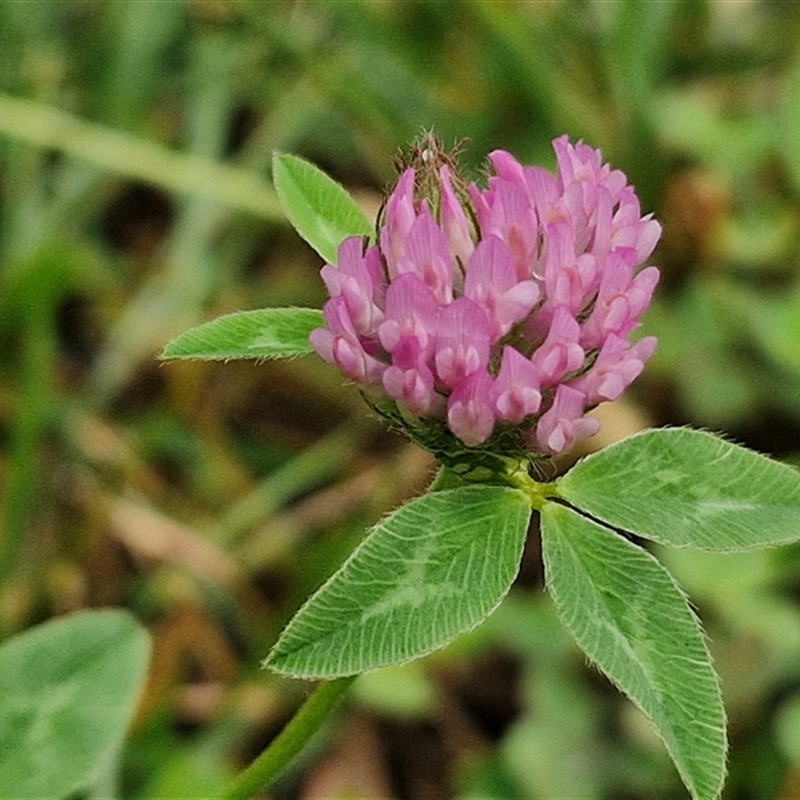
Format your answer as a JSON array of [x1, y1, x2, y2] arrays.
[[273, 153, 373, 264], [557, 427, 800, 550], [160, 307, 323, 361], [541, 502, 726, 800], [265, 485, 532, 678], [0, 610, 151, 800]]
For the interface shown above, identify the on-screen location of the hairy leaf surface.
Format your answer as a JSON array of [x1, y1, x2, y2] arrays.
[[541, 502, 726, 800], [161, 307, 322, 361], [558, 427, 800, 550], [266, 485, 532, 678], [273, 153, 373, 264]]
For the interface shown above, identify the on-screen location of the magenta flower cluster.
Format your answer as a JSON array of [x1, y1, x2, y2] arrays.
[[311, 136, 660, 456]]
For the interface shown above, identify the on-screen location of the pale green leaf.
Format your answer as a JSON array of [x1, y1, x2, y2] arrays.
[[541, 503, 726, 800], [160, 307, 322, 361], [264, 485, 532, 678], [0, 609, 151, 800], [557, 427, 800, 551], [273, 153, 373, 264]]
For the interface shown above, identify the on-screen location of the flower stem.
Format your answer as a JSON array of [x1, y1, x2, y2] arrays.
[[217, 676, 357, 800]]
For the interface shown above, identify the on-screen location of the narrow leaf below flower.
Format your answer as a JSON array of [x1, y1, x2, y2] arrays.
[[160, 307, 323, 361]]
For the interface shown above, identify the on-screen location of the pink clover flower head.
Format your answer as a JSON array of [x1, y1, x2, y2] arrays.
[[311, 134, 661, 458]]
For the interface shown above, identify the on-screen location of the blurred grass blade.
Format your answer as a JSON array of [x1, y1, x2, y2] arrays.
[[216, 421, 362, 548], [273, 152, 374, 264], [0, 93, 283, 220], [1, 250, 74, 583], [101, 1, 184, 127], [779, 53, 800, 195], [161, 307, 323, 361], [89, 33, 254, 400], [603, 0, 672, 207]]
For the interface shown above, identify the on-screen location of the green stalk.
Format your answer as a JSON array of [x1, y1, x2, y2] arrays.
[[0, 252, 61, 589], [217, 676, 356, 800], [0, 93, 283, 222]]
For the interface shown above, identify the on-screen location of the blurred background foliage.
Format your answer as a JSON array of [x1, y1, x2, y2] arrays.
[[2, 1, 800, 798]]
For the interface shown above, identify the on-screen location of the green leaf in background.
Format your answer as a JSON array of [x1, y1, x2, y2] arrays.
[[265, 485, 532, 678], [272, 152, 374, 265], [0, 609, 151, 800], [557, 427, 800, 551], [540, 502, 726, 800], [160, 307, 323, 361]]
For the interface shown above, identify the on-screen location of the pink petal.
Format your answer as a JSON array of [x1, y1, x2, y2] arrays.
[[534, 384, 599, 455], [464, 236, 540, 340], [492, 346, 542, 424], [523, 166, 559, 227], [383, 336, 442, 416], [634, 218, 662, 264], [478, 179, 539, 281], [321, 239, 387, 335], [434, 297, 492, 388], [395, 208, 454, 305], [379, 273, 439, 355], [488, 150, 526, 186], [447, 368, 496, 447], [440, 165, 475, 269], [531, 307, 585, 387], [380, 168, 417, 277], [332, 335, 385, 385], [571, 334, 658, 405], [311, 299, 386, 385]]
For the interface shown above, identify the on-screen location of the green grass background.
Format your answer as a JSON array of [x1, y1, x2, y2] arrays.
[[3, 2, 800, 798]]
